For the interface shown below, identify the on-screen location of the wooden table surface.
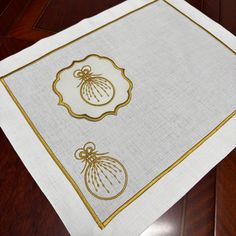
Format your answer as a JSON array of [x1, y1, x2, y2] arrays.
[[0, 0, 235, 235]]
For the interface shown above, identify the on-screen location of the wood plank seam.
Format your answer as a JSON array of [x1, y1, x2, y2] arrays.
[[180, 196, 187, 236], [31, 0, 55, 33], [0, 0, 15, 17], [4, 0, 32, 35]]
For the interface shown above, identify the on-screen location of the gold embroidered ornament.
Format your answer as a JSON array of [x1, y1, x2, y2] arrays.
[[73, 65, 115, 106], [53, 54, 132, 121], [75, 142, 128, 200]]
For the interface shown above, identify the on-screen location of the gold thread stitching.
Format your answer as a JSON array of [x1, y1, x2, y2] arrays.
[[0, 79, 105, 230], [52, 54, 132, 121], [102, 110, 236, 226], [0, 0, 160, 80], [163, 0, 236, 54], [0, 0, 235, 230], [74, 142, 128, 200], [75, 65, 115, 106]]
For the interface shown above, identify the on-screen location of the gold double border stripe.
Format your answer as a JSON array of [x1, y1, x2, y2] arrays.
[[1, 0, 235, 229]]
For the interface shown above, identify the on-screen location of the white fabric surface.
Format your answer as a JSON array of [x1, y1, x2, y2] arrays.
[[0, 0, 235, 235]]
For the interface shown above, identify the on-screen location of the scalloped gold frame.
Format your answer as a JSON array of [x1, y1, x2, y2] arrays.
[[52, 54, 133, 121], [1, 0, 235, 231]]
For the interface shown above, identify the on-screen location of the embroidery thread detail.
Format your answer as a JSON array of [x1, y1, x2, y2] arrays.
[[53, 54, 133, 121], [74, 142, 128, 200], [74, 65, 115, 106]]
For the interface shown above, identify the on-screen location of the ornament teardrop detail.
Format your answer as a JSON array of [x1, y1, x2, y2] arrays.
[[74, 65, 115, 106], [74, 142, 128, 200]]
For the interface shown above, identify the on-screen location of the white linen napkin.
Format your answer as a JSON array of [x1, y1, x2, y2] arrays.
[[0, 0, 235, 235]]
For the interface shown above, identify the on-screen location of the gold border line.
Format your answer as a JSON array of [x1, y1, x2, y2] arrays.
[[163, 0, 235, 54], [52, 54, 133, 121], [102, 110, 236, 226], [2, 73, 235, 228], [0, 0, 160, 80], [0, 79, 104, 229], [0, 0, 235, 81], [1, 0, 236, 230]]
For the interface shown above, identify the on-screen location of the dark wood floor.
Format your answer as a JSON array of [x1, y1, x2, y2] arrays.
[[0, 0, 235, 235]]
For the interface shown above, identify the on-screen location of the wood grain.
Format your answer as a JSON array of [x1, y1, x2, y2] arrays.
[[7, 0, 53, 41], [141, 199, 185, 236], [0, 36, 33, 59], [202, 0, 220, 22], [0, 0, 236, 235], [183, 169, 216, 236], [0, 0, 31, 35], [34, 0, 125, 32], [186, 0, 202, 10], [0, 129, 69, 236], [215, 150, 236, 236], [220, 0, 236, 35]]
